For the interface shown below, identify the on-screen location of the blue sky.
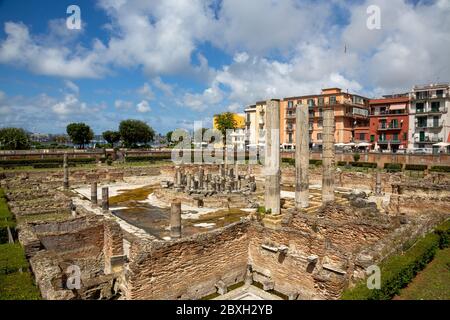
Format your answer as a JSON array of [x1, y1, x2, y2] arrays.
[[0, 0, 449, 134]]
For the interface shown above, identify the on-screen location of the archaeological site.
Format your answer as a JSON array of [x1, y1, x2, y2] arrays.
[[1, 101, 449, 301]]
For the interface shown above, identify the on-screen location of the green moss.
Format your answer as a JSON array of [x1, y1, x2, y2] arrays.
[[109, 186, 155, 205]]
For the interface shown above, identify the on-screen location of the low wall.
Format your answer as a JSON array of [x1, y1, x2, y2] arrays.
[[125, 221, 250, 300]]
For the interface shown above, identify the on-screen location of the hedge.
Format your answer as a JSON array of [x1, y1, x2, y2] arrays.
[[0, 189, 15, 243], [429, 166, 450, 173], [0, 157, 102, 168], [337, 161, 347, 166], [405, 164, 427, 171], [349, 162, 377, 168], [124, 154, 172, 162], [310, 159, 322, 166], [434, 219, 450, 249], [384, 163, 403, 172], [341, 219, 450, 300]]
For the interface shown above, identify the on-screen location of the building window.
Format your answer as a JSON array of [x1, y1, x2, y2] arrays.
[[288, 133, 293, 143], [416, 103, 424, 113], [393, 133, 399, 141], [318, 97, 324, 106], [318, 120, 323, 128], [329, 96, 336, 105], [317, 133, 322, 140], [431, 101, 440, 112], [359, 133, 366, 141], [307, 99, 315, 107], [370, 135, 375, 142], [403, 132, 407, 140], [288, 101, 293, 108]]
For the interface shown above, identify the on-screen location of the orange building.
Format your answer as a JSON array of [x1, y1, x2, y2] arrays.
[[280, 88, 370, 149]]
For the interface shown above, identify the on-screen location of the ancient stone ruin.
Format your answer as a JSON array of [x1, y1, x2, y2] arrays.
[[1, 100, 449, 300]]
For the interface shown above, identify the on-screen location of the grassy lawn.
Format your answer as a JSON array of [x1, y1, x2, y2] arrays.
[[396, 248, 450, 300], [0, 272, 41, 300]]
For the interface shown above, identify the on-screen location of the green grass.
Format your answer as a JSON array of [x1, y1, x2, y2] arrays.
[[395, 248, 450, 300], [0, 272, 41, 300], [0, 243, 29, 274]]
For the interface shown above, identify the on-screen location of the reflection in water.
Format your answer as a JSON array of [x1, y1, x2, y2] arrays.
[[110, 185, 250, 239]]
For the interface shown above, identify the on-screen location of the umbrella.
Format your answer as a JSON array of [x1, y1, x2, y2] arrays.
[[344, 142, 356, 146], [356, 142, 371, 147], [334, 143, 345, 146], [433, 142, 450, 147]]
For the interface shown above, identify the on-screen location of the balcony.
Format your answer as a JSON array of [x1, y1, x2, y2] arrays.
[[378, 139, 401, 144], [415, 107, 447, 115], [413, 136, 443, 143], [415, 121, 444, 130], [378, 124, 401, 131]]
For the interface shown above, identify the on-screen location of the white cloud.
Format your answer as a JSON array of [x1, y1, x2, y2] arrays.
[[64, 80, 79, 94], [137, 82, 155, 100], [152, 76, 173, 96], [0, 22, 106, 78], [52, 94, 87, 116], [183, 82, 224, 111], [114, 99, 133, 109], [136, 100, 151, 113]]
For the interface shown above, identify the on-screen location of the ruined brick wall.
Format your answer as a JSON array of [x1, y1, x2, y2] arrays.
[[248, 206, 393, 300], [124, 221, 250, 300]]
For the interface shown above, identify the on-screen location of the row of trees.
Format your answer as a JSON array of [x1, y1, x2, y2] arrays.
[[0, 112, 237, 150], [69, 119, 155, 148]]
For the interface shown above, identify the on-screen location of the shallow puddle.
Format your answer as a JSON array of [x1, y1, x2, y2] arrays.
[[109, 185, 250, 239]]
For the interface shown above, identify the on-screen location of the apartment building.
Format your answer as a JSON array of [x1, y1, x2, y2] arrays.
[[244, 101, 267, 148], [369, 95, 410, 152], [408, 83, 450, 151], [280, 88, 370, 149]]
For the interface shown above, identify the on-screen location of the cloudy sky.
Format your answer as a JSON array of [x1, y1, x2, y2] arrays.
[[0, 0, 449, 134]]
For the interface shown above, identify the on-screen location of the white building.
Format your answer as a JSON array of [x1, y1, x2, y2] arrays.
[[408, 83, 450, 152], [244, 101, 266, 149]]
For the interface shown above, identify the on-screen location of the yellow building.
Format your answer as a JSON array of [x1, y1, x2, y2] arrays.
[[213, 113, 246, 149]]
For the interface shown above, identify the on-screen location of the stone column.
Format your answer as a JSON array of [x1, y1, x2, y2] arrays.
[[102, 187, 109, 211], [186, 173, 192, 191], [198, 167, 204, 190], [63, 153, 69, 190], [375, 171, 382, 195], [91, 182, 98, 205], [175, 166, 182, 187], [264, 99, 281, 215], [322, 107, 335, 203], [170, 200, 182, 239], [295, 104, 309, 209]]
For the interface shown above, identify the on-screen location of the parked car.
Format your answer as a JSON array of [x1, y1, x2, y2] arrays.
[[411, 148, 432, 154]]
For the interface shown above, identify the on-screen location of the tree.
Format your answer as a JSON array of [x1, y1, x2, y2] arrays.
[[54, 135, 68, 145], [102, 130, 121, 147], [119, 119, 155, 148], [66, 123, 94, 149], [166, 131, 173, 145], [214, 112, 237, 144], [0, 127, 31, 150]]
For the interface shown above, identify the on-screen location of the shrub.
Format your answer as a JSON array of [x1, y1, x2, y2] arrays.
[[337, 161, 347, 166], [353, 153, 360, 162], [310, 159, 322, 166], [341, 232, 440, 300], [349, 162, 377, 168], [405, 164, 427, 171], [0, 157, 98, 168], [282, 158, 295, 166], [435, 219, 450, 249], [384, 163, 402, 172], [429, 166, 450, 173], [125, 154, 172, 163]]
